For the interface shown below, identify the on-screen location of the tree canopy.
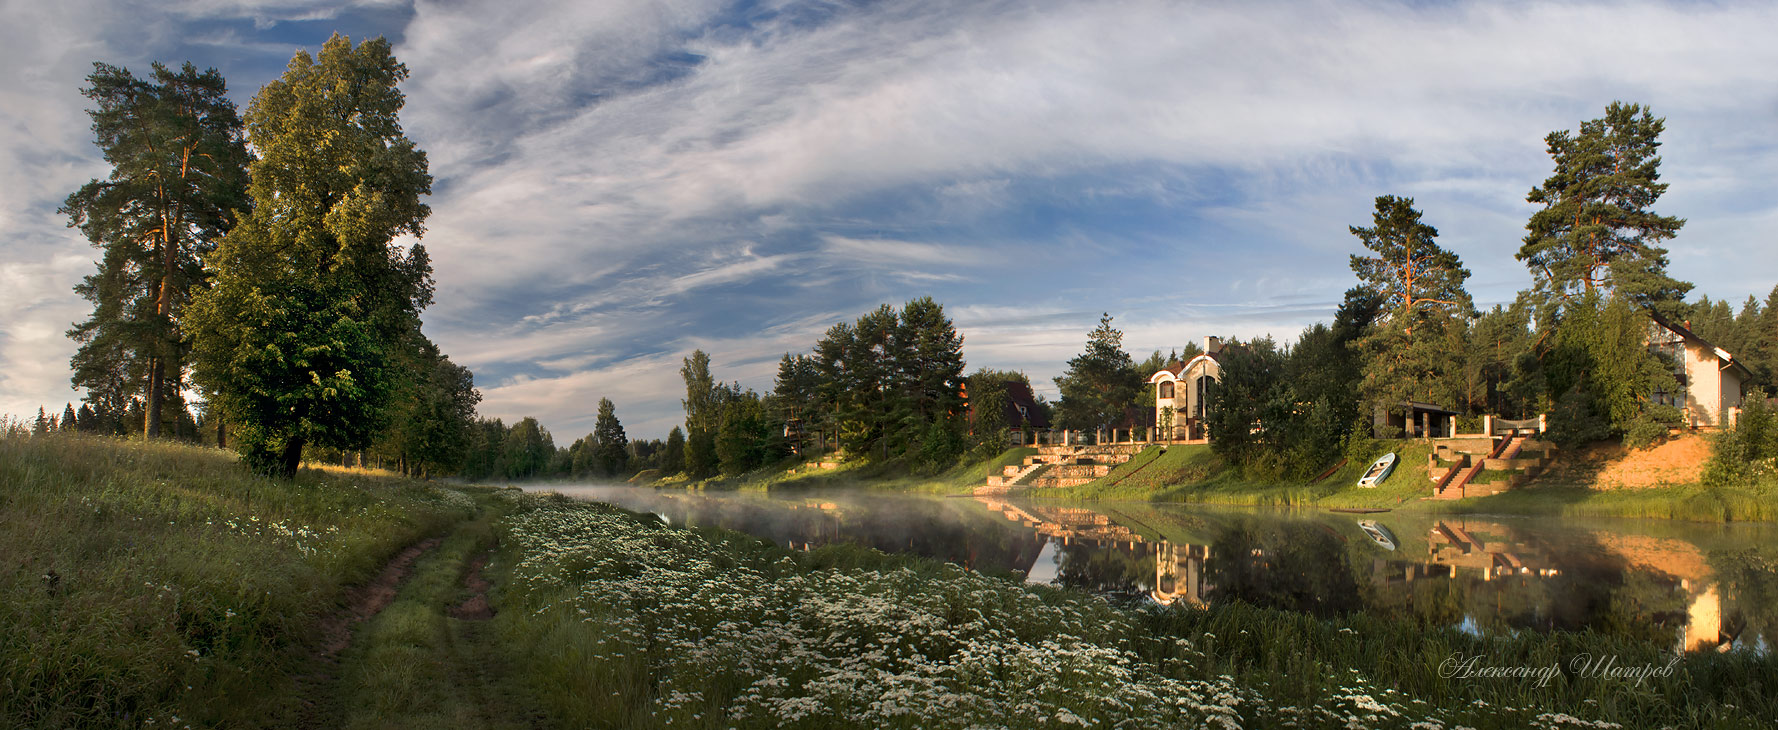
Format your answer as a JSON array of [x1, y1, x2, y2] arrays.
[[1520, 101, 1689, 308], [61, 61, 250, 438], [185, 34, 432, 477], [1054, 314, 1141, 431]]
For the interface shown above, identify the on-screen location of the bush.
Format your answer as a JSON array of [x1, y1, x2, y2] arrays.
[[1703, 393, 1777, 487]]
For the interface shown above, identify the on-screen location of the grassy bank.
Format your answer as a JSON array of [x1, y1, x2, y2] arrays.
[[486, 494, 1775, 729], [1041, 442, 1778, 522], [663, 446, 1040, 495], [0, 433, 478, 728]]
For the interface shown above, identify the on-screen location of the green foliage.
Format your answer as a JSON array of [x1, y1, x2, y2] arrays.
[[1703, 392, 1778, 488], [501, 417, 554, 480], [591, 398, 629, 477], [1053, 313, 1140, 430], [804, 299, 967, 462], [1520, 101, 1689, 306], [715, 391, 776, 475], [372, 332, 481, 477], [662, 426, 686, 475], [61, 61, 251, 438], [1540, 292, 1679, 446], [966, 368, 1014, 453], [1348, 196, 1473, 423], [185, 35, 432, 478]]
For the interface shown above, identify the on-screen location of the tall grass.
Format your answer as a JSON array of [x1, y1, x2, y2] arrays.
[[0, 433, 475, 728]]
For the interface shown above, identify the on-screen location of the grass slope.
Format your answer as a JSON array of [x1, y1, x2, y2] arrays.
[[0, 434, 476, 728], [1038, 440, 1778, 522], [669, 447, 1041, 495]]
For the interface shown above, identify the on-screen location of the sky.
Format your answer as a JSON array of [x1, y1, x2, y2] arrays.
[[2, 0, 1775, 440]]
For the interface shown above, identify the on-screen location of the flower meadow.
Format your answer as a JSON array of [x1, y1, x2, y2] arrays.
[[491, 496, 1734, 730]]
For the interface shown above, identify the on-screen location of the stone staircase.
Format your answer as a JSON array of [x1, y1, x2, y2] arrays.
[[1429, 436, 1555, 500], [976, 444, 1144, 494]]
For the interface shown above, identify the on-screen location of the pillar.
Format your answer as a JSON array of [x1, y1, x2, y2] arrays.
[[1483, 414, 1492, 437]]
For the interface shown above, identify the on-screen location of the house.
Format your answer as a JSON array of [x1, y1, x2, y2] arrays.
[[1374, 401, 1461, 438], [1647, 313, 1751, 427], [1148, 337, 1228, 441], [964, 379, 1050, 433]]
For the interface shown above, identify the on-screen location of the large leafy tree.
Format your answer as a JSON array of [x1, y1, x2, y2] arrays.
[[1053, 313, 1140, 430], [186, 35, 432, 477], [680, 349, 725, 478], [1520, 102, 1689, 308], [61, 61, 251, 437], [591, 397, 629, 476]]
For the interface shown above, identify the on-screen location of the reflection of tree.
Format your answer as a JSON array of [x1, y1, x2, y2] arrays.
[[1056, 543, 1154, 596], [1711, 548, 1778, 649], [1203, 520, 1361, 617]]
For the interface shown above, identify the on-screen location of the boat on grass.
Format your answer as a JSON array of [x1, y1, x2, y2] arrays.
[[1357, 452, 1397, 488]]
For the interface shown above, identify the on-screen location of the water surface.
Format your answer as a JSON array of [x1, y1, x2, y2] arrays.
[[535, 484, 1777, 653]]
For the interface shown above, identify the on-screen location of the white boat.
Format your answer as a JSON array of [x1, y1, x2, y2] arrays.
[[1357, 452, 1397, 488], [1358, 520, 1398, 551]]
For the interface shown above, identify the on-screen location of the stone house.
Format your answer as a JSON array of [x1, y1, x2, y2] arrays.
[[1148, 337, 1227, 441], [1648, 313, 1752, 427]]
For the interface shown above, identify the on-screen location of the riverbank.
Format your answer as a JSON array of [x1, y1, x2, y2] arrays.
[[1038, 439, 1778, 522]]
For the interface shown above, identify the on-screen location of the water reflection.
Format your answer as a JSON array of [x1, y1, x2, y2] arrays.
[[535, 484, 1776, 653]]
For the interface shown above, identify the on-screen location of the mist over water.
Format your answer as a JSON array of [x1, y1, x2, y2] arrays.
[[531, 484, 1778, 653]]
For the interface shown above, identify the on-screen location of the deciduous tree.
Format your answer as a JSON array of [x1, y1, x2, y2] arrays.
[[186, 35, 432, 477]]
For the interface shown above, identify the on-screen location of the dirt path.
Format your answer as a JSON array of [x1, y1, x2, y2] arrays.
[[296, 536, 444, 728], [448, 550, 496, 621], [321, 537, 444, 654]]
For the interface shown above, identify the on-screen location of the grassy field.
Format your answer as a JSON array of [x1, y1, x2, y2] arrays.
[[0, 433, 479, 728]]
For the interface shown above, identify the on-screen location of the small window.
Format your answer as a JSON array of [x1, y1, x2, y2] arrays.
[[1158, 381, 1175, 399]]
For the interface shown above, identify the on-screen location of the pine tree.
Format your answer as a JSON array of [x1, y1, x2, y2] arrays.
[[1520, 102, 1689, 308], [1348, 196, 1473, 419], [61, 61, 250, 438], [592, 398, 629, 476], [1053, 314, 1140, 430], [662, 426, 686, 475], [185, 35, 432, 478], [61, 404, 78, 435]]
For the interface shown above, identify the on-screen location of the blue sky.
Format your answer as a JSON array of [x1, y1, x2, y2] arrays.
[[2, 0, 1775, 440]]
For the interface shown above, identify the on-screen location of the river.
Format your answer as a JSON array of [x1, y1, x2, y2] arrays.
[[532, 484, 1776, 654]]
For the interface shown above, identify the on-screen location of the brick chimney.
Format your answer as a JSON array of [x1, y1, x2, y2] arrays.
[[1203, 336, 1222, 354]]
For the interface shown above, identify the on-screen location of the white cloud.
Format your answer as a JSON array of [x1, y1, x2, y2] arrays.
[[5, 0, 1778, 435]]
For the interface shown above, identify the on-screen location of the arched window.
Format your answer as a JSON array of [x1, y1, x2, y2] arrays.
[[1157, 381, 1174, 399], [1195, 375, 1216, 419]]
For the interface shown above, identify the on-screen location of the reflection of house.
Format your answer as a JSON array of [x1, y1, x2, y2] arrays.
[[1148, 337, 1227, 441], [1647, 313, 1752, 427], [1152, 541, 1212, 607]]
